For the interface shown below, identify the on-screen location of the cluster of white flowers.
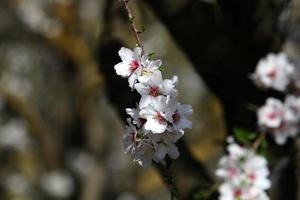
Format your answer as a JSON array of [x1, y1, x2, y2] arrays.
[[252, 53, 294, 91], [114, 47, 193, 167], [252, 52, 300, 145], [216, 143, 271, 200], [258, 96, 300, 145]]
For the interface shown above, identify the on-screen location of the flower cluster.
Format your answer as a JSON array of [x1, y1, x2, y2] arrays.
[[216, 143, 271, 200], [252, 52, 300, 145], [258, 97, 300, 145], [114, 47, 193, 167], [252, 53, 294, 91]]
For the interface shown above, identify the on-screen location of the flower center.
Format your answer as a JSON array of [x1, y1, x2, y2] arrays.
[[248, 173, 256, 181], [130, 60, 139, 72], [228, 167, 237, 177], [155, 112, 166, 124], [267, 111, 278, 120], [267, 69, 277, 79], [149, 86, 160, 97], [172, 111, 181, 123], [233, 188, 242, 198]]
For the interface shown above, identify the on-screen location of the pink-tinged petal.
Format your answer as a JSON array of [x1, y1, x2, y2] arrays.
[[134, 83, 149, 96], [144, 118, 167, 134], [139, 96, 153, 109], [118, 47, 133, 64], [176, 117, 192, 130], [114, 63, 131, 77], [160, 79, 174, 95], [128, 73, 138, 88], [178, 104, 193, 116], [149, 70, 162, 85], [155, 144, 167, 160], [147, 59, 161, 70], [133, 47, 142, 59]]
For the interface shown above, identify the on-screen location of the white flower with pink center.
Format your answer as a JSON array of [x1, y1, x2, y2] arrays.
[[257, 98, 284, 128], [114, 47, 146, 88], [257, 97, 299, 145], [216, 143, 270, 200], [170, 103, 193, 132], [115, 46, 193, 166], [252, 53, 294, 91], [136, 70, 176, 96], [139, 96, 177, 134]]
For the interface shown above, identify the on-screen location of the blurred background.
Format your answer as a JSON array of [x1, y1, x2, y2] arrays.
[[0, 0, 299, 199]]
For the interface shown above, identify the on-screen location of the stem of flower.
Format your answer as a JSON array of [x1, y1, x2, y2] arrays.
[[155, 162, 180, 200], [252, 131, 266, 151], [122, 0, 145, 55]]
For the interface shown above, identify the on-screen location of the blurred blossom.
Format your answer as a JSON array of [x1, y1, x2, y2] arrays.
[[0, 45, 35, 98], [67, 150, 96, 177], [257, 97, 299, 145], [0, 118, 29, 151], [216, 143, 270, 200], [41, 170, 74, 199], [252, 52, 294, 92], [16, 0, 62, 37], [3, 174, 31, 196]]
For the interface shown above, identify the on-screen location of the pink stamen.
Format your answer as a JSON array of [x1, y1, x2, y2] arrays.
[[155, 112, 165, 124], [130, 60, 139, 72], [233, 188, 242, 198], [248, 173, 256, 181], [267, 69, 277, 79], [268, 112, 278, 120], [228, 167, 237, 177], [172, 111, 181, 124], [149, 86, 160, 97]]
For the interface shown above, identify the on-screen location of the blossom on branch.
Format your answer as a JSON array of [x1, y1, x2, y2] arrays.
[[257, 97, 299, 145], [252, 53, 294, 92], [216, 143, 270, 200], [115, 47, 193, 167]]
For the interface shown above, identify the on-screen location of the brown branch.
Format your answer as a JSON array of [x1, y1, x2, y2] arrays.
[[252, 131, 266, 151], [0, 87, 60, 170], [122, 0, 144, 54]]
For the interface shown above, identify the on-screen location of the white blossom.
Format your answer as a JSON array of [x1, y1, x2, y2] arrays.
[[252, 53, 294, 91], [41, 170, 74, 199], [257, 98, 284, 128], [257, 97, 299, 145], [0, 119, 29, 151], [216, 143, 270, 200], [115, 46, 193, 167], [170, 103, 193, 132], [135, 70, 177, 97], [139, 96, 177, 134]]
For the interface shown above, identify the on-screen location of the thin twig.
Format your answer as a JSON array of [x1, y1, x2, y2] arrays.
[[122, 0, 144, 54], [154, 162, 180, 200], [252, 131, 266, 151]]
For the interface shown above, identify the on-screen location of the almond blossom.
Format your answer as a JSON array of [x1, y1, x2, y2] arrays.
[[139, 96, 178, 134], [257, 97, 299, 145], [114, 47, 162, 88], [115, 46, 193, 167], [252, 53, 294, 91], [216, 143, 270, 200]]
